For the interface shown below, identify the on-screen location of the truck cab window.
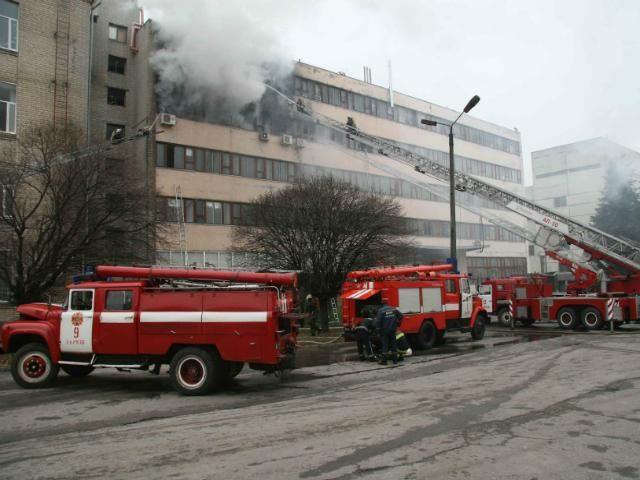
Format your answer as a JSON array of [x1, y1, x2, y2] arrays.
[[70, 291, 93, 311], [105, 290, 133, 310], [445, 279, 457, 293]]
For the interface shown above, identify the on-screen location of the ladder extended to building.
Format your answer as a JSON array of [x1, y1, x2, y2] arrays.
[[283, 92, 640, 275]]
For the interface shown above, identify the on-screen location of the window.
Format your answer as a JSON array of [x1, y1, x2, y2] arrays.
[[107, 55, 126, 74], [107, 87, 126, 106], [0, 81, 16, 133], [108, 23, 127, 42], [206, 201, 223, 224], [105, 290, 133, 310], [70, 290, 93, 311], [105, 123, 125, 141], [553, 196, 567, 208], [0, 0, 18, 51]]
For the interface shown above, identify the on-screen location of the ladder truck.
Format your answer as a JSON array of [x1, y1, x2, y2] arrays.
[[341, 264, 488, 349], [1, 266, 300, 395], [286, 93, 640, 330]]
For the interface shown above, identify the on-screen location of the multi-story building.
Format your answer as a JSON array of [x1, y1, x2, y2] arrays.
[[529, 137, 640, 272], [155, 62, 528, 279], [0, 0, 92, 304]]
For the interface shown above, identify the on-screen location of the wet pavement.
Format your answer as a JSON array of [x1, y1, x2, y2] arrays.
[[2, 323, 640, 479]]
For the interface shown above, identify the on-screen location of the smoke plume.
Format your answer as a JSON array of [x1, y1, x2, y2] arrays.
[[141, 0, 292, 125]]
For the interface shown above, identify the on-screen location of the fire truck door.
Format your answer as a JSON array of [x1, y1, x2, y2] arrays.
[[60, 289, 95, 353], [95, 289, 137, 354], [460, 278, 472, 318]]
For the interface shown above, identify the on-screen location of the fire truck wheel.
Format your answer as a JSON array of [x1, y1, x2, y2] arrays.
[[414, 320, 436, 350], [11, 343, 60, 388], [471, 315, 486, 340], [60, 365, 95, 377], [170, 347, 222, 396], [581, 307, 604, 330], [557, 307, 578, 329], [497, 308, 511, 327]]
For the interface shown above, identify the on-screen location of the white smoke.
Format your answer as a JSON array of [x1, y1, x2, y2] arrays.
[[140, 0, 293, 122]]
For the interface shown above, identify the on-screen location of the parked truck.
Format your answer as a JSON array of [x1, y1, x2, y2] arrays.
[[341, 264, 488, 349], [1, 265, 300, 395]]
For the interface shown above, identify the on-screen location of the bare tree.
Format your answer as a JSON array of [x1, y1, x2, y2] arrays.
[[0, 123, 158, 305], [233, 176, 412, 330]]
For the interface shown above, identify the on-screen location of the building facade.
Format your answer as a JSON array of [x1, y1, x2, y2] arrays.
[[155, 62, 529, 279], [529, 137, 640, 272], [0, 0, 92, 303]]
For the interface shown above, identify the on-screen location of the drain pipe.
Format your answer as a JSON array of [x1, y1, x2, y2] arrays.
[[86, 1, 101, 145]]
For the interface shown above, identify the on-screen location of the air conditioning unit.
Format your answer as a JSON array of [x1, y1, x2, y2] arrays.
[[258, 132, 269, 142], [295, 138, 305, 148], [282, 134, 293, 146], [160, 113, 176, 126]]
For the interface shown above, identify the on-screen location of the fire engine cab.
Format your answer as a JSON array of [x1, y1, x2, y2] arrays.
[[341, 265, 488, 349], [1, 265, 299, 395]]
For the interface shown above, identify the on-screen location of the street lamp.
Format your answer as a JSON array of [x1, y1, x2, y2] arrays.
[[421, 95, 480, 271]]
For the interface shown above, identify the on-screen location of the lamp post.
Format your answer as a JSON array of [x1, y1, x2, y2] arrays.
[[421, 95, 480, 271]]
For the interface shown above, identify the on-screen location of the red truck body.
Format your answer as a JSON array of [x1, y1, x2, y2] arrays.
[[341, 265, 488, 349], [1, 266, 299, 395]]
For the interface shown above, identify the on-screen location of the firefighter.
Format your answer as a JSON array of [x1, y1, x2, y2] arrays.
[[306, 294, 320, 336], [355, 316, 377, 361], [376, 301, 401, 365], [396, 331, 413, 360]]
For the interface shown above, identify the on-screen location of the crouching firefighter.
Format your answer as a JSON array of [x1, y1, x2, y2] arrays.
[[376, 301, 402, 365], [396, 331, 413, 361], [355, 316, 377, 361]]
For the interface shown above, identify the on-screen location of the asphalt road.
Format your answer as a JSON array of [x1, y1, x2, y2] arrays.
[[1, 327, 639, 479]]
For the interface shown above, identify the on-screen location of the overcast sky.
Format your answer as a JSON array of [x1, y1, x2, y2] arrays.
[[144, 0, 640, 185]]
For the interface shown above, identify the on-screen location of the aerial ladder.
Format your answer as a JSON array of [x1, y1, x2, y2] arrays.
[[271, 88, 640, 280]]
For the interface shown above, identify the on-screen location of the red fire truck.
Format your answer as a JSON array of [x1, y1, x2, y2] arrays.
[[485, 249, 640, 330], [341, 265, 488, 349], [479, 276, 529, 326], [1, 265, 299, 395]]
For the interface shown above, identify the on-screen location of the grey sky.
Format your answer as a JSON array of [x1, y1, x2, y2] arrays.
[[143, 0, 640, 184]]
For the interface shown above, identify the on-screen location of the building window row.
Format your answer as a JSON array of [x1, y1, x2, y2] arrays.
[[156, 195, 522, 243], [329, 128, 522, 184], [0, 0, 18, 52], [156, 142, 506, 211], [293, 76, 521, 156], [0, 81, 16, 133], [405, 218, 523, 243], [156, 250, 255, 269], [467, 256, 527, 280]]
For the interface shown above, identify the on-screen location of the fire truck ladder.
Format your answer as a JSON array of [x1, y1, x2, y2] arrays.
[[174, 185, 187, 266], [280, 93, 640, 275]]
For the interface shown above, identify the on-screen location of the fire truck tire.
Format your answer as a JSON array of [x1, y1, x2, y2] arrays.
[[414, 320, 436, 350], [60, 365, 94, 377], [434, 330, 446, 346], [170, 347, 223, 396], [581, 307, 604, 330], [11, 343, 59, 388], [497, 308, 511, 327], [557, 307, 578, 329], [471, 315, 486, 340]]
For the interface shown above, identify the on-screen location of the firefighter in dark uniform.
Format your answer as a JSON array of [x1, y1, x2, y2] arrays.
[[376, 302, 401, 365], [355, 316, 377, 361]]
